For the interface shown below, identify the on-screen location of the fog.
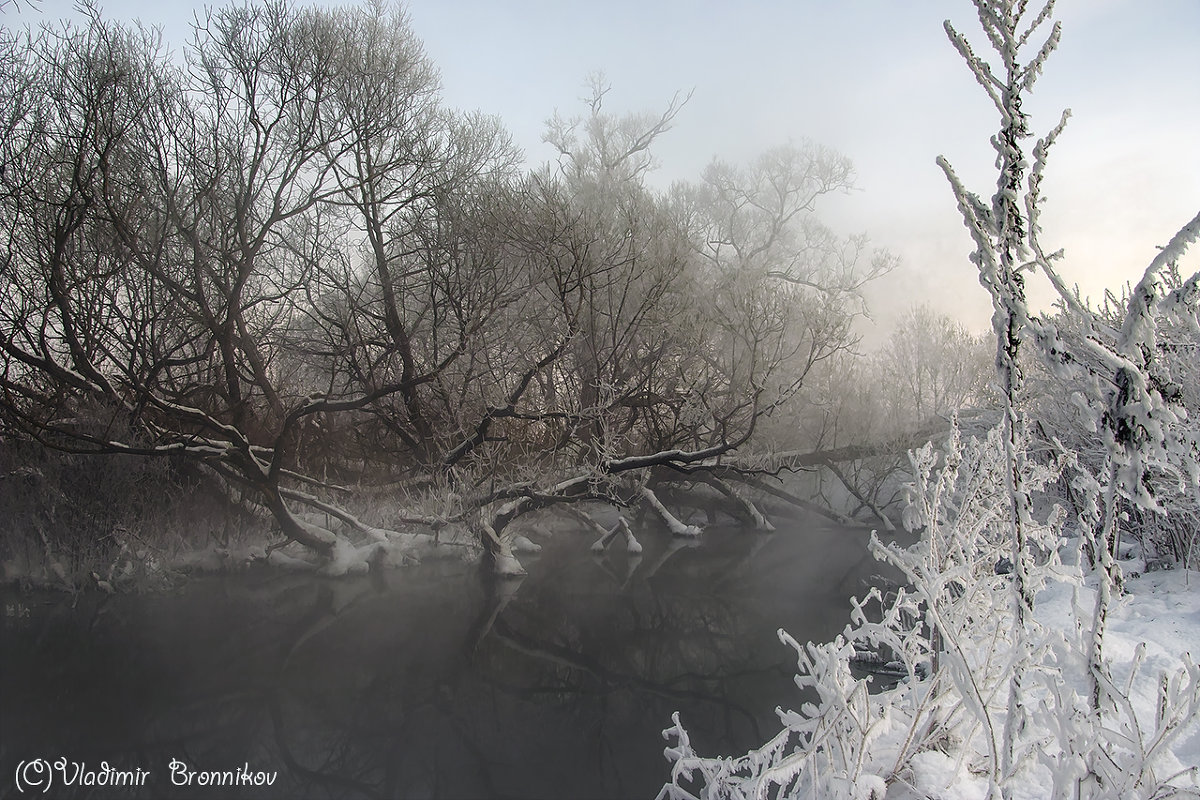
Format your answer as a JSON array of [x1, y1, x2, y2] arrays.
[[8, 0, 1198, 338], [388, 0, 1200, 337]]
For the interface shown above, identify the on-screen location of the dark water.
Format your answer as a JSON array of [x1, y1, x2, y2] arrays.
[[1, 517, 897, 799]]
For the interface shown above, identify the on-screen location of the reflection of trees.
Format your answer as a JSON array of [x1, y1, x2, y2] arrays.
[[249, 545, 802, 798], [485, 615, 768, 733], [1, 523, 886, 798]]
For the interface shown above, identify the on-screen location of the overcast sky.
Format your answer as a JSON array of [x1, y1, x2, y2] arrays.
[[6, 0, 1198, 338]]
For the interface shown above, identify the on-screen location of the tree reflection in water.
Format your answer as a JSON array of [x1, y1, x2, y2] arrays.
[[0, 516, 897, 799]]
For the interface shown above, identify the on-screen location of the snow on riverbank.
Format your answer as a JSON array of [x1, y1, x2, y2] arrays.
[[902, 558, 1200, 800], [659, 546, 1199, 800], [1053, 565, 1200, 774]]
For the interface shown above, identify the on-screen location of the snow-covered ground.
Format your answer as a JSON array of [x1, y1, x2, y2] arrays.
[[900, 561, 1200, 800], [1045, 565, 1200, 775], [658, 536, 1200, 800]]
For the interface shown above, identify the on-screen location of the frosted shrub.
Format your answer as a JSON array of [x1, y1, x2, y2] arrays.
[[659, 422, 1023, 799], [1029, 271, 1200, 572], [658, 589, 927, 800], [659, 421, 1200, 799]]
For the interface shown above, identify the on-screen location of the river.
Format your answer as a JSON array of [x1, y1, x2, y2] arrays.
[[1, 515, 899, 799]]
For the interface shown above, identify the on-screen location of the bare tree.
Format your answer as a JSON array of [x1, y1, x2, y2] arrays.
[[874, 305, 993, 431], [0, 3, 521, 559], [0, 5, 898, 575], [455, 86, 899, 563]]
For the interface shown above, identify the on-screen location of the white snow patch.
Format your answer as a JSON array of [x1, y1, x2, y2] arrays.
[[319, 538, 370, 576], [492, 550, 527, 577], [909, 751, 988, 800], [853, 773, 887, 800], [512, 535, 542, 553], [640, 486, 701, 536]]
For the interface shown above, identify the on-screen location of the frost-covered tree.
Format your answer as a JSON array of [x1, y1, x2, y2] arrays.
[[937, 0, 1199, 721], [465, 82, 893, 562], [660, 1, 1200, 797], [934, 1, 1071, 771]]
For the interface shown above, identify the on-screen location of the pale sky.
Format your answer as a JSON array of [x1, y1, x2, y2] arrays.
[[5, 0, 1198, 338]]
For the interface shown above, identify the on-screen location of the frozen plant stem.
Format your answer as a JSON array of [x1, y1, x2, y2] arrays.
[[939, 1, 1063, 786]]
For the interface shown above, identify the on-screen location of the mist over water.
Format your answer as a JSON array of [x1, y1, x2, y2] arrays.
[[1, 518, 900, 799]]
